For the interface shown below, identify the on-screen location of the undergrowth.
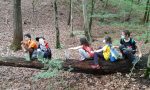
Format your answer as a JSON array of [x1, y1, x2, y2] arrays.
[[33, 58, 64, 79]]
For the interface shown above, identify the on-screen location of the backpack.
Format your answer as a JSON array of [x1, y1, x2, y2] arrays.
[[82, 45, 94, 57], [38, 42, 52, 59], [45, 47, 52, 59], [109, 45, 121, 62]]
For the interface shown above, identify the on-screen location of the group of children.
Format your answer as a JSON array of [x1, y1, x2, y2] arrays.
[[21, 33, 52, 60], [69, 30, 142, 69], [21, 30, 142, 69]]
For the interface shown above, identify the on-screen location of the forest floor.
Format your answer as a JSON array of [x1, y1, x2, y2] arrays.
[[0, 0, 150, 90]]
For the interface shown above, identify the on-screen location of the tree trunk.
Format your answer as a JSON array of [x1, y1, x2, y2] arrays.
[[89, 0, 95, 41], [145, 50, 150, 78], [82, 0, 92, 42], [143, 0, 150, 24], [70, 0, 74, 37], [125, 0, 133, 22], [0, 56, 45, 69], [67, 0, 71, 25], [63, 58, 133, 74], [11, 0, 23, 51], [54, 0, 61, 49], [103, 0, 109, 8]]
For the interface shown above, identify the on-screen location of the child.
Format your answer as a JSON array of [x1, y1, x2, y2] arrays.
[[91, 36, 112, 69], [21, 33, 38, 60], [68, 37, 94, 61], [119, 30, 142, 64], [36, 37, 52, 59]]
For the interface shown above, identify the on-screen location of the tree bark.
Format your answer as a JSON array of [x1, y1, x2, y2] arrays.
[[0, 56, 44, 69], [11, 0, 23, 51], [89, 0, 95, 40], [54, 0, 61, 48], [67, 0, 71, 25], [69, 0, 74, 37], [143, 0, 150, 23], [82, 0, 92, 42], [145, 50, 150, 78], [63, 58, 133, 74]]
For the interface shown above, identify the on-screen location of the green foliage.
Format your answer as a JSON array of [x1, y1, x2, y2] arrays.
[[145, 67, 150, 78], [91, 0, 147, 24], [91, 13, 119, 18], [48, 59, 63, 69], [113, 39, 120, 46], [10, 43, 21, 51], [34, 68, 59, 79], [33, 58, 63, 79], [72, 30, 85, 37]]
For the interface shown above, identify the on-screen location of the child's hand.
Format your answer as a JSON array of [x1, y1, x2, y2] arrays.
[[138, 53, 142, 58], [127, 47, 132, 51], [113, 46, 119, 48], [91, 51, 94, 54]]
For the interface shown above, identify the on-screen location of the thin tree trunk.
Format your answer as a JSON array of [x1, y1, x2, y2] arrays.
[[143, 0, 150, 23], [67, 0, 71, 25], [70, 0, 74, 37], [89, 0, 95, 41], [125, 0, 133, 22], [103, 0, 109, 8], [54, 0, 61, 48], [145, 50, 150, 78], [11, 0, 23, 51], [82, 0, 92, 42]]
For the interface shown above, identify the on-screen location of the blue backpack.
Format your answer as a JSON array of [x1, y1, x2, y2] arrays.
[[109, 45, 120, 62]]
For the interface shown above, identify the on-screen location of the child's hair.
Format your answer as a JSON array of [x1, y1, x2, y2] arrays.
[[123, 30, 130, 37], [80, 37, 90, 46], [35, 37, 45, 42], [24, 33, 31, 38], [105, 36, 112, 44]]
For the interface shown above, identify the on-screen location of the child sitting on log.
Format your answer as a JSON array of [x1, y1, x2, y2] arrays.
[[115, 30, 142, 64], [21, 33, 38, 60], [36, 37, 52, 59], [91, 36, 113, 69], [68, 37, 94, 61]]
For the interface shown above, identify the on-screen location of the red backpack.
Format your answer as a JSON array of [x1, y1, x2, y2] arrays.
[[82, 45, 94, 57]]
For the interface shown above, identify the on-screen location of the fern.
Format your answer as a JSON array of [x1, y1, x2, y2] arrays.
[[33, 58, 64, 79]]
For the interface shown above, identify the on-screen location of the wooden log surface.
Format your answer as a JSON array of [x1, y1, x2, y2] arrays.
[[0, 56, 133, 74], [63, 58, 133, 74], [0, 56, 44, 69]]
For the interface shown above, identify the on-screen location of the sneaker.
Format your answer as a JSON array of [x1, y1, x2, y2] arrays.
[[91, 64, 101, 69]]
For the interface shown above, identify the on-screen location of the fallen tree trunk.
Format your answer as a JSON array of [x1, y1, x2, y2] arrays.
[[0, 56, 133, 74], [63, 58, 133, 74], [0, 56, 44, 69]]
